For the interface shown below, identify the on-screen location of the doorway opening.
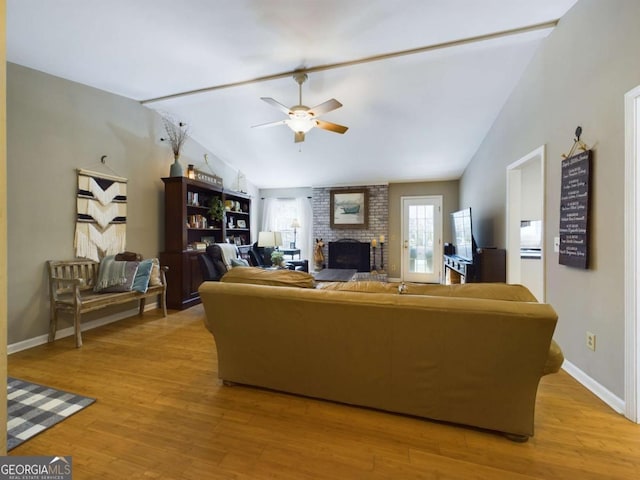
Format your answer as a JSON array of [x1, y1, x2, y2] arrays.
[[624, 84, 640, 423], [506, 146, 546, 301], [400, 196, 442, 283]]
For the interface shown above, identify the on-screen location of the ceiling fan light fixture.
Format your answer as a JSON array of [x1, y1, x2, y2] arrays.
[[287, 117, 315, 134], [253, 73, 347, 143]]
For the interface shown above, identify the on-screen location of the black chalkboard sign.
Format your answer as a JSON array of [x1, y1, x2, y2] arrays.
[[559, 150, 592, 268]]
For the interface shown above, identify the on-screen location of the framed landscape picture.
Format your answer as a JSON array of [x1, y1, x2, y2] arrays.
[[330, 188, 369, 229]]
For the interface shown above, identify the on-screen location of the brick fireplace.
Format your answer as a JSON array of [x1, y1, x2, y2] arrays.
[[328, 239, 370, 272], [312, 184, 389, 272]]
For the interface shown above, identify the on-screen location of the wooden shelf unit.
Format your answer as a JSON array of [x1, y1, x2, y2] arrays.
[[160, 177, 252, 309]]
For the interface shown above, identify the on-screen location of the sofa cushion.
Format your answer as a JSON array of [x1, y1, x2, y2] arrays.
[[318, 281, 400, 294], [206, 245, 228, 278], [149, 258, 162, 286], [131, 258, 154, 293], [95, 257, 139, 293], [400, 282, 538, 302], [221, 266, 316, 288]]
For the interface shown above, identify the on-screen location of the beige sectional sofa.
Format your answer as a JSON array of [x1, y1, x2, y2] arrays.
[[199, 268, 563, 441]]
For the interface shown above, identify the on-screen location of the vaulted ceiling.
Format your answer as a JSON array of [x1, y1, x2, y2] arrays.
[[7, 0, 579, 188]]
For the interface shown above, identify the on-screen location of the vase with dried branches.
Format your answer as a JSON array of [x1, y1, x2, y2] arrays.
[[161, 115, 189, 177]]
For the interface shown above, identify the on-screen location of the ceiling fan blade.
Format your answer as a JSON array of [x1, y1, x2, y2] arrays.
[[261, 97, 291, 115], [251, 119, 287, 129], [294, 132, 305, 143], [308, 98, 342, 117], [315, 119, 348, 134]]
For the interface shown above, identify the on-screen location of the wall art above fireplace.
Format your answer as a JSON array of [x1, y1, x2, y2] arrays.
[[330, 188, 369, 229]]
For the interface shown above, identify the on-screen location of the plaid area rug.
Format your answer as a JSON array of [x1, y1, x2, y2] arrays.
[[7, 377, 96, 451]]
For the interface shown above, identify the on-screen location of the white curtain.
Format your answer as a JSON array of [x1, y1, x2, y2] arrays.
[[296, 197, 313, 261], [260, 196, 313, 261], [261, 197, 278, 234]]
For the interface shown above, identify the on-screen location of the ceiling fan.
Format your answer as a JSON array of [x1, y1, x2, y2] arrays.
[[252, 73, 348, 143]]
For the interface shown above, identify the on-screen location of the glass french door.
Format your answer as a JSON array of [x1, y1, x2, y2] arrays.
[[401, 196, 443, 283]]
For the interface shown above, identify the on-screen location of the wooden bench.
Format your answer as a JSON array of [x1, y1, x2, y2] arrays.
[[48, 257, 168, 347]]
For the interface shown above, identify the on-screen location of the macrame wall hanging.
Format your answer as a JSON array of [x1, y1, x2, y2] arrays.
[[74, 168, 128, 261]]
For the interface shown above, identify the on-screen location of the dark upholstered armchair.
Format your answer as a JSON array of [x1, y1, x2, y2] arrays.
[[198, 249, 220, 281], [248, 242, 269, 267], [198, 244, 242, 281]]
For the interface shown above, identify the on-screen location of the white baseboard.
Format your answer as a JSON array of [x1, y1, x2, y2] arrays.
[[562, 359, 625, 414], [8, 302, 159, 355]]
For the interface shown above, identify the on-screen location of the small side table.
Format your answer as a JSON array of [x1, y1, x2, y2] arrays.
[[281, 248, 301, 259]]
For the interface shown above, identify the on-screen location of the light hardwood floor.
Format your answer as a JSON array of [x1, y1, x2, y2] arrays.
[[8, 305, 640, 479]]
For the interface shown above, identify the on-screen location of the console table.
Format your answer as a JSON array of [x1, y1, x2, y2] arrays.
[[444, 248, 506, 284]]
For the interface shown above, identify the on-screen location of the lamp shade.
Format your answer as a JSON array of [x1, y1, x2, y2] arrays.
[[258, 231, 282, 248], [291, 218, 301, 229]]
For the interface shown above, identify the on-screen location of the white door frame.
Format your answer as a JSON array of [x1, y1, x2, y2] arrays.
[[624, 85, 640, 423], [506, 145, 546, 299], [400, 195, 443, 283]]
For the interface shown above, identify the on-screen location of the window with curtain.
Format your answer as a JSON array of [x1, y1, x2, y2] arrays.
[[261, 197, 313, 260]]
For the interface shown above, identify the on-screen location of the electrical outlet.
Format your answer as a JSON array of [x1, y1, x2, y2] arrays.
[[586, 331, 596, 351], [554, 237, 560, 253]]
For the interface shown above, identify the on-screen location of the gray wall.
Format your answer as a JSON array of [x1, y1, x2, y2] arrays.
[[387, 180, 459, 279], [459, 0, 640, 398], [7, 63, 257, 346]]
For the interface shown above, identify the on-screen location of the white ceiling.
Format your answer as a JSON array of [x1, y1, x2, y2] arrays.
[[7, 0, 579, 188]]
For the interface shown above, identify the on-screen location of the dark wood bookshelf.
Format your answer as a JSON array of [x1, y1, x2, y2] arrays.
[[160, 177, 252, 309]]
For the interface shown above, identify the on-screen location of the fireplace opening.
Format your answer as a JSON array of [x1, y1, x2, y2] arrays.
[[328, 239, 370, 272]]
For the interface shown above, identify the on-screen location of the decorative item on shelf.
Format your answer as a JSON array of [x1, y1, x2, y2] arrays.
[[235, 171, 247, 193], [228, 219, 235, 229], [187, 164, 195, 179], [160, 115, 189, 177], [194, 168, 223, 186], [200, 154, 224, 187], [237, 219, 246, 229], [188, 214, 207, 229], [224, 200, 233, 211], [187, 191, 200, 206], [291, 218, 301, 248], [208, 197, 225, 223], [193, 242, 207, 251]]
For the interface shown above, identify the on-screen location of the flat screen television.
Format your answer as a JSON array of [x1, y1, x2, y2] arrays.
[[451, 207, 476, 262]]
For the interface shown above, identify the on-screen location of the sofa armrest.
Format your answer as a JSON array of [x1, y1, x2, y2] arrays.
[[543, 340, 564, 375]]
